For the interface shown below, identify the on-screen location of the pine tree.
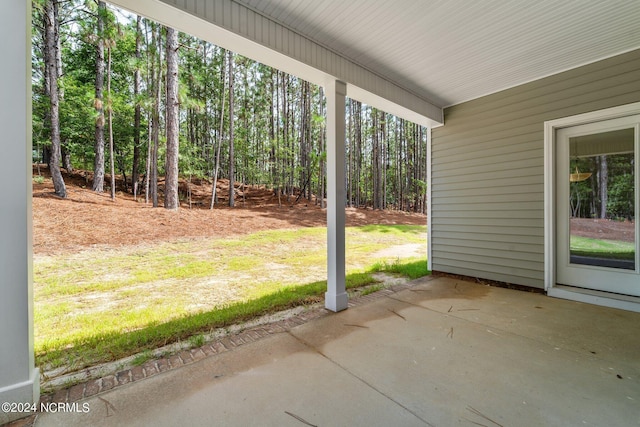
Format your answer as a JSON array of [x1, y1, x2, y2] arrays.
[[228, 50, 235, 207], [43, 0, 66, 197], [164, 27, 180, 210], [92, 1, 106, 192], [132, 16, 142, 199]]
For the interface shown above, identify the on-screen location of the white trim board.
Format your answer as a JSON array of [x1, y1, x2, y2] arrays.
[[549, 286, 640, 313]]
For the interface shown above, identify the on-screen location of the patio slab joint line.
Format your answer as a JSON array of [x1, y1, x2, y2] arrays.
[[286, 330, 436, 427]]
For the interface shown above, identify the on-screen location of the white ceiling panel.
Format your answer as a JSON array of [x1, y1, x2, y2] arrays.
[[235, 0, 640, 107]]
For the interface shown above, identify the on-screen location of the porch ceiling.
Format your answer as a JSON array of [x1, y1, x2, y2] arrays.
[[235, 0, 640, 108]]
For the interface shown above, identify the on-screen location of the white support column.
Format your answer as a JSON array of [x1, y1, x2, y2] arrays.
[[426, 126, 432, 272], [325, 80, 348, 312], [0, 1, 39, 424]]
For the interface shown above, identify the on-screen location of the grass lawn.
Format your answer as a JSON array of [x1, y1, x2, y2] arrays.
[[34, 224, 428, 372], [570, 235, 635, 260]]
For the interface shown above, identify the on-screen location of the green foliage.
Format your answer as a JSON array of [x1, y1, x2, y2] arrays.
[[370, 259, 430, 279], [34, 225, 427, 370], [413, 178, 427, 195], [606, 153, 635, 220], [35, 271, 381, 370], [570, 235, 635, 261], [358, 224, 426, 237], [31, 1, 428, 211], [607, 174, 634, 220], [132, 350, 153, 366], [188, 334, 206, 348], [36, 257, 427, 371], [570, 154, 634, 220], [359, 284, 384, 296]]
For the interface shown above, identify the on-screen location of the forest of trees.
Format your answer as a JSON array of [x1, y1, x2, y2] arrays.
[[570, 153, 635, 221], [32, 0, 428, 213]]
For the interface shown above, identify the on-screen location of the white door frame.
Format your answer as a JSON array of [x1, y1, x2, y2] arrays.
[[544, 102, 640, 311]]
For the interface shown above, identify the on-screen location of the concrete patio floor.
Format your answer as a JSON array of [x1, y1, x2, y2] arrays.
[[32, 276, 640, 426]]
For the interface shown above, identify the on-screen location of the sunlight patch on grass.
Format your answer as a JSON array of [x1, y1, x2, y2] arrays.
[[34, 225, 428, 370], [371, 258, 429, 279], [570, 235, 635, 260], [359, 224, 426, 236]]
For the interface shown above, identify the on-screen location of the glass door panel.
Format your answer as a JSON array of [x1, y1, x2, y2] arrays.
[[556, 115, 639, 296], [568, 128, 635, 270]]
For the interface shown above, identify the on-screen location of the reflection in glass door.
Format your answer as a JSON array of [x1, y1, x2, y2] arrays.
[[568, 128, 635, 270], [556, 116, 639, 296]]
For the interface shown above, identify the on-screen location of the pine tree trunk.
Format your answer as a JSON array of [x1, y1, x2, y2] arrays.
[[228, 50, 235, 207], [319, 87, 325, 208], [273, 72, 279, 203], [211, 51, 226, 209], [151, 24, 162, 208], [145, 113, 152, 204], [347, 99, 354, 207], [132, 16, 142, 199], [107, 45, 116, 200], [164, 27, 180, 210], [380, 111, 386, 209], [281, 73, 288, 201], [92, 1, 106, 192], [307, 85, 312, 202], [62, 147, 72, 172], [394, 118, 399, 210], [356, 101, 361, 208], [268, 70, 276, 197], [44, 0, 66, 197], [143, 19, 152, 204], [398, 119, 404, 211], [55, 3, 70, 173], [372, 109, 379, 210], [599, 155, 608, 219]]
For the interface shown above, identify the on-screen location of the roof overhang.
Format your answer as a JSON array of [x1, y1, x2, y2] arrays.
[[107, 0, 640, 128], [108, 0, 444, 127]]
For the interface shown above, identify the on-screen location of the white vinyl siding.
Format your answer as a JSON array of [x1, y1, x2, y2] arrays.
[[431, 49, 640, 288]]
